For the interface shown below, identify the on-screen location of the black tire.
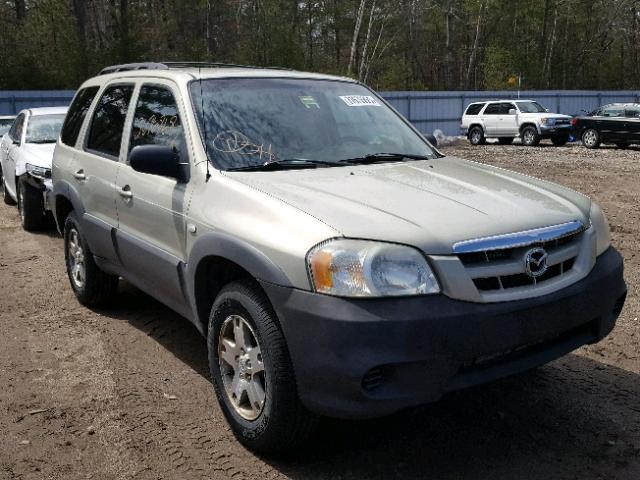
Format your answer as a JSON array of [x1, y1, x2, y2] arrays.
[[551, 136, 569, 147], [468, 126, 486, 146], [498, 137, 514, 145], [17, 178, 47, 231], [616, 142, 629, 149], [63, 211, 118, 307], [582, 128, 601, 149], [521, 126, 540, 146], [1, 173, 16, 205], [207, 280, 318, 452]]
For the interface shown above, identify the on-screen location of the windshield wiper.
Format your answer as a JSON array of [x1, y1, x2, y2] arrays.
[[338, 152, 432, 165], [226, 158, 339, 172]]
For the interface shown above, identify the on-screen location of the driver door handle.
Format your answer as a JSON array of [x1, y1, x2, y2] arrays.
[[73, 169, 86, 181], [119, 185, 133, 199]]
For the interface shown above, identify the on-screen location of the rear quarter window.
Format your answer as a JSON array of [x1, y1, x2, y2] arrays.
[[465, 103, 485, 116], [61, 86, 100, 147]]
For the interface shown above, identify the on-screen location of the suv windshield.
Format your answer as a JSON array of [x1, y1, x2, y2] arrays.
[[26, 114, 66, 143], [516, 101, 547, 113], [190, 78, 437, 171]]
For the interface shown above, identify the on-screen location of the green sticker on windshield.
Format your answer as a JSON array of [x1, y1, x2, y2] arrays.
[[299, 96, 320, 109]]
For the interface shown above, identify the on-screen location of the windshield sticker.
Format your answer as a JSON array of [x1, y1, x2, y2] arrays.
[[299, 96, 320, 109], [339, 95, 382, 107], [212, 130, 276, 162]]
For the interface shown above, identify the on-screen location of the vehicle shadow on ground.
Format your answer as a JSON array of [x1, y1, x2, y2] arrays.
[[106, 282, 640, 479]]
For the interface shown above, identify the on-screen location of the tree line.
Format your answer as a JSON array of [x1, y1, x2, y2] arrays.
[[1, 0, 639, 91]]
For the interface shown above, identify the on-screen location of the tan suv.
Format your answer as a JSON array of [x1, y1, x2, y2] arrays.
[[52, 62, 626, 452]]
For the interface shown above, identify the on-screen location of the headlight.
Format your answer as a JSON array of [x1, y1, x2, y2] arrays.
[[540, 117, 555, 126], [590, 202, 611, 256], [307, 239, 440, 297], [26, 163, 51, 179]]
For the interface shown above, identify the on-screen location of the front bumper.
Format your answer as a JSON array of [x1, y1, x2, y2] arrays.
[[261, 247, 626, 419], [539, 124, 571, 138]]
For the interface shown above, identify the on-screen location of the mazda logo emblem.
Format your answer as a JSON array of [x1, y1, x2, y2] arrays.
[[524, 247, 548, 278]]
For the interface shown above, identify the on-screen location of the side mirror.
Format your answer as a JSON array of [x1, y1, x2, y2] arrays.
[[508, 108, 517, 115], [12, 138, 20, 146], [129, 145, 188, 182], [545, 108, 550, 112]]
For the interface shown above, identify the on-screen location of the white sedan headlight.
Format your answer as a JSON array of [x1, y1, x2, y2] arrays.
[[26, 163, 51, 179], [307, 239, 440, 297], [590, 201, 611, 256]]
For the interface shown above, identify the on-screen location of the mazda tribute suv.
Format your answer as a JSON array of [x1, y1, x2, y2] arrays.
[[51, 62, 626, 452]]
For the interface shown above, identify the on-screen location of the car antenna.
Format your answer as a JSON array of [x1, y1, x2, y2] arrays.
[[199, 66, 211, 182]]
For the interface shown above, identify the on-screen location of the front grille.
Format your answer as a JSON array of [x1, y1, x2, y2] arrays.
[[555, 119, 571, 126], [458, 230, 582, 293], [362, 367, 384, 392]]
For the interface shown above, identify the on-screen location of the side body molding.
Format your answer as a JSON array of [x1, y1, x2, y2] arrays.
[[185, 232, 293, 333]]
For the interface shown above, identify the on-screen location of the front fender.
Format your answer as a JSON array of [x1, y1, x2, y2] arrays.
[[51, 179, 86, 231], [184, 232, 294, 331]]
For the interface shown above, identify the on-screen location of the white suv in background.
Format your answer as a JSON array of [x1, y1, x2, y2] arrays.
[[461, 100, 572, 147]]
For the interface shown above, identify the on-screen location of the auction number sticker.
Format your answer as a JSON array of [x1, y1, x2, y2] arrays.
[[339, 95, 382, 107]]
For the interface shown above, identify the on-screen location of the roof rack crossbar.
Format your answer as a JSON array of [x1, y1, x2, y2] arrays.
[[98, 61, 292, 76]]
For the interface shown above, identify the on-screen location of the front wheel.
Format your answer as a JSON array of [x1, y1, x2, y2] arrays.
[[521, 126, 540, 146], [208, 280, 318, 452], [17, 178, 47, 231], [1, 174, 16, 205], [582, 129, 601, 149], [64, 211, 119, 307]]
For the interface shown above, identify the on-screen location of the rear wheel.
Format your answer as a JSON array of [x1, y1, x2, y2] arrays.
[[498, 137, 514, 145], [64, 211, 118, 307], [468, 126, 486, 146], [17, 178, 47, 231], [582, 129, 601, 149], [208, 280, 318, 452], [521, 126, 540, 146]]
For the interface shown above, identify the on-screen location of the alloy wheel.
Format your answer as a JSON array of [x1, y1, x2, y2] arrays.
[[524, 130, 535, 145], [67, 227, 86, 289], [218, 314, 266, 421]]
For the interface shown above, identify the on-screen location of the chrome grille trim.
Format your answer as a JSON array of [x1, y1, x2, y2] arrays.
[[452, 220, 588, 254]]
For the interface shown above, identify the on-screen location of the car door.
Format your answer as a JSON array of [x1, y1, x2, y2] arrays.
[[78, 83, 135, 263], [3, 112, 27, 199], [500, 102, 519, 136], [624, 106, 640, 143], [599, 105, 626, 141], [114, 81, 192, 312], [482, 103, 501, 135]]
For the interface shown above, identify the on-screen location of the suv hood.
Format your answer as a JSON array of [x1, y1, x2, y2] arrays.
[[520, 112, 572, 120], [230, 157, 590, 254], [19, 143, 56, 168]]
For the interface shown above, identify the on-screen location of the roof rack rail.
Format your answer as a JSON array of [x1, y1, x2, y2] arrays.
[[98, 61, 292, 76]]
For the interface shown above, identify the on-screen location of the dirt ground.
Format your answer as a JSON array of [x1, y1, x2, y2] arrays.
[[1, 142, 639, 480]]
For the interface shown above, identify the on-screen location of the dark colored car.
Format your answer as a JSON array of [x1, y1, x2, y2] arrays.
[[571, 103, 640, 149]]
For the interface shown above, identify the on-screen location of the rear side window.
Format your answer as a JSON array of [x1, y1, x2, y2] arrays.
[[129, 85, 186, 160], [61, 86, 100, 146], [87, 84, 135, 158], [465, 103, 485, 116]]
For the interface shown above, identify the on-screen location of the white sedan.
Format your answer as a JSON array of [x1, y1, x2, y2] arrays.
[[0, 106, 68, 230]]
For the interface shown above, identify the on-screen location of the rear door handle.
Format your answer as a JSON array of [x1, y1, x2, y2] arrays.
[[73, 169, 86, 181], [119, 185, 133, 199]]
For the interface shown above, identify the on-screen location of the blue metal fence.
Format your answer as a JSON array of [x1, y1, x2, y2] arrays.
[[2, 89, 639, 136]]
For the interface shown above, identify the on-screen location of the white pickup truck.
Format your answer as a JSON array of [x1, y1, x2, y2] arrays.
[[461, 100, 572, 147]]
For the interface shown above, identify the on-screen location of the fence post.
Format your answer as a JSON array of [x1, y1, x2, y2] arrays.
[[406, 96, 412, 123], [10, 95, 16, 114]]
